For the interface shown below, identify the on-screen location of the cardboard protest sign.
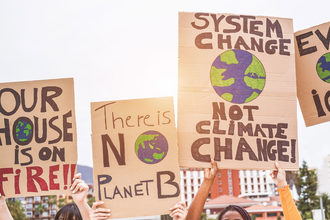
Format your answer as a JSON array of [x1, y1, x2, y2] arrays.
[[91, 97, 180, 219], [178, 12, 298, 170], [295, 22, 330, 126], [0, 78, 77, 198]]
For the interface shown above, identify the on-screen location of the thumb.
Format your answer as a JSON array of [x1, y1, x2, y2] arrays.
[[275, 162, 280, 170], [92, 201, 104, 210], [204, 168, 210, 177]]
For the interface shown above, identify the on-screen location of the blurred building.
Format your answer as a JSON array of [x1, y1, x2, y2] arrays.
[[210, 169, 240, 198], [19, 195, 62, 219], [16, 165, 94, 219], [20, 184, 93, 220], [246, 205, 284, 220], [239, 170, 276, 201], [318, 154, 330, 194], [205, 194, 258, 215], [180, 169, 204, 206]]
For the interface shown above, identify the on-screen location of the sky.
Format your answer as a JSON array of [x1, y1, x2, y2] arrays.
[[0, 0, 329, 169]]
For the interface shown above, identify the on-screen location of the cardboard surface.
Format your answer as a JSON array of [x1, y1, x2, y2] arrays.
[[178, 12, 298, 170], [0, 78, 77, 198], [91, 97, 180, 219], [295, 22, 330, 126]]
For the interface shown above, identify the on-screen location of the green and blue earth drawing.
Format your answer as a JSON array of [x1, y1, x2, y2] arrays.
[[15, 120, 32, 142], [316, 52, 330, 83], [135, 130, 168, 164], [210, 49, 266, 104]]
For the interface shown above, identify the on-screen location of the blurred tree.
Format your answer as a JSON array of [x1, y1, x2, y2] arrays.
[[7, 199, 26, 220], [320, 193, 330, 220], [296, 161, 318, 219], [57, 197, 67, 209], [87, 196, 95, 207], [35, 203, 45, 217]]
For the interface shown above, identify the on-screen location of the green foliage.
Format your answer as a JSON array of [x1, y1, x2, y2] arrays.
[[35, 203, 45, 217], [320, 193, 330, 219], [48, 195, 57, 206], [251, 215, 256, 220], [6, 199, 26, 220], [296, 161, 319, 219], [200, 212, 207, 220], [87, 196, 96, 207], [57, 197, 67, 209], [277, 216, 281, 220], [160, 214, 171, 220]]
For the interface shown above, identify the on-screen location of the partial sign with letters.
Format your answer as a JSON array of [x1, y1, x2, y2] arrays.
[[295, 21, 330, 126], [0, 78, 77, 198]]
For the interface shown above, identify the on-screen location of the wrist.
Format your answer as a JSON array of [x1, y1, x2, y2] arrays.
[[74, 199, 86, 206], [0, 199, 6, 208], [277, 181, 288, 189], [203, 178, 214, 185]]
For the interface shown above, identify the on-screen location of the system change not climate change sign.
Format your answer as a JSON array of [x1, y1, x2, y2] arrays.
[[178, 12, 298, 170]]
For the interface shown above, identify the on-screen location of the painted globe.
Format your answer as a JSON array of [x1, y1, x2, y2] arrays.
[[15, 120, 32, 142], [135, 130, 168, 164], [316, 52, 330, 83], [210, 49, 266, 103]]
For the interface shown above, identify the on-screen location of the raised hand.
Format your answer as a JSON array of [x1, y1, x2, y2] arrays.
[[270, 162, 287, 189], [204, 159, 218, 182], [70, 173, 89, 203], [169, 201, 187, 220]]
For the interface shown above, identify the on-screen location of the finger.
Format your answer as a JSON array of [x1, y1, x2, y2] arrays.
[[211, 160, 218, 171], [169, 206, 177, 211], [70, 179, 83, 191], [0, 193, 4, 201], [72, 182, 83, 193], [176, 204, 185, 211], [92, 201, 105, 210], [271, 170, 278, 179], [73, 173, 82, 181], [178, 201, 186, 209], [73, 182, 88, 194], [169, 201, 184, 211], [171, 209, 184, 216], [92, 212, 112, 218], [275, 162, 281, 171], [95, 208, 111, 213], [90, 214, 110, 220], [204, 168, 210, 177]]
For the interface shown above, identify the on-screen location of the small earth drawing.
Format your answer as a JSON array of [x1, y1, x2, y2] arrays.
[[316, 52, 330, 83], [135, 130, 168, 164], [16, 120, 32, 142]]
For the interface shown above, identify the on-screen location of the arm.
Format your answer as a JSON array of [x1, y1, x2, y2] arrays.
[[271, 162, 302, 220], [169, 201, 187, 220], [0, 194, 14, 220], [70, 173, 91, 220], [186, 160, 218, 220]]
